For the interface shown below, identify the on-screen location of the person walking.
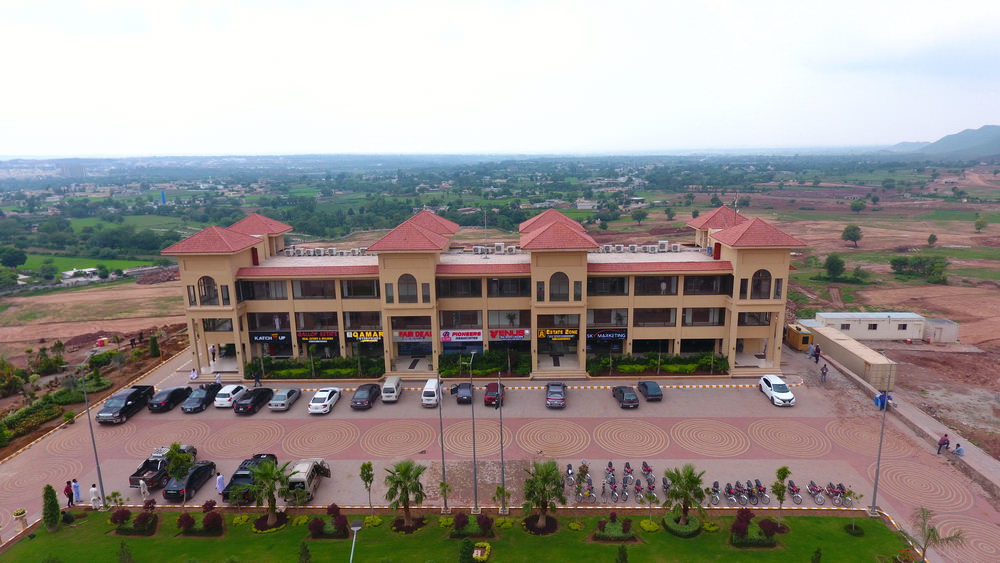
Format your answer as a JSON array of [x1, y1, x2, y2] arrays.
[[216, 472, 225, 496], [253, 370, 261, 388], [807, 343, 815, 359], [139, 479, 149, 501], [89, 483, 101, 509], [937, 433, 950, 454], [820, 364, 829, 382], [215, 372, 222, 386], [813, 344, 822, 363], [63, 481, 74, 508], [209, 344, 216, 363], [71, 479, 82, 504]]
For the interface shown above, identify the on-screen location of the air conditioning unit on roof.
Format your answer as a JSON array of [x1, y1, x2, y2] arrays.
[[671, 243, 681, 252], [294, 248, 305, 256], [473, 246, 485, 254], [602, 244, 613, 253], [327, 247, 337, 256], [506, 246, 516, 254], [658, 240, 669, 252], [495, 242, 505, 253], [629, 244, 638, 252], [614, 244, 624, 253], [351, 248, 361, 256], [283, 249, 294, 257]]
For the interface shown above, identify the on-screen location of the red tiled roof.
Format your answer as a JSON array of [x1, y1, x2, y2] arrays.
[[686, 206, 748, 230], [161, 226, 261, 254], [711, 217, 806, 247], [237, 265, 379, 277], [520, 222, 599, 250], [519, 209, 585, 233], [228, 213, 293, 235], [408, 210, 460, 234], [436, 263, 532, 275], [588, 261, 732, 273], [366, 221, 451, 252]]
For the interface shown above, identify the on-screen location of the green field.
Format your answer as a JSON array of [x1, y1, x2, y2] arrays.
[[1, 511, 908, 563], [917, 209, 1000, 222], [21, 254, 159, 272], [69, 215, 193, 231]]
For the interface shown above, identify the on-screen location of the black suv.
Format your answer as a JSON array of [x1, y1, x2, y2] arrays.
[[96, 385, 154, 424], [223, 453, 278, 503]]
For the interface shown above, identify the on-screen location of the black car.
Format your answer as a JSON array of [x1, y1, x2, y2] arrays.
[[223, 453, 278, 503], [234, 388, 274, 414], [181, 383, 222, 413], [148, 386, 193, 412], [96, 385, 154, 424], [612, 385, 639, 408], [545, 382, 567, 408], [162, 460, 217, 502], [636, 381, 663, 402], [351, 383, 381, 409], [450, 382, 473, 404]]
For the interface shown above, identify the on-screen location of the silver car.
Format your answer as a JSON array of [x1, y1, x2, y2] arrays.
[[268, 388, 301, 411]]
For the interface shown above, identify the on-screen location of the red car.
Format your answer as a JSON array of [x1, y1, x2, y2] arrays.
[[484, 382, 505, 407]]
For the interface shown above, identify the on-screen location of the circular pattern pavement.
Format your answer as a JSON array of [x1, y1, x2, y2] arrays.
[[515, 420, 590, 458], [361, 420, 437, 457], [0, 457, 84, 497], [283, 421, 360, 458], [747, 419, 832, 458], [124, 420, 213, 458], [201, 420, 285, 458], [670, 419, 750, 457], [825, 420, 913, 458], [93, 423, 137, 447], [443, 420, 512, 457], [45, 429, 90, 457], [593, 419, 669, 457], [865, 460, 973, 512], [932, 514, 1000, 562]]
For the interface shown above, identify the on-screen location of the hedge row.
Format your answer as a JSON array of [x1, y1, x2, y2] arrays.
[[663, 511, 702, 538]]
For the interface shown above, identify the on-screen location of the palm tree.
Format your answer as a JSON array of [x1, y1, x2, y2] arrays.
[[384, 460, 426, 528], [238, 460, 297, 528], [663, 464, 706, 526], [907, 507, 964, 562], [522, 460, 565, 529]]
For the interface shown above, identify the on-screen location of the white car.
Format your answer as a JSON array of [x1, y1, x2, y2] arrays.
[[759, 374, 795, 407], [308, 387, 342, 414], [214, 384, 248, 408]]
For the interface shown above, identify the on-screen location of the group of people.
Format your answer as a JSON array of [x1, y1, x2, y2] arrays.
[[63, 479, 102, 508], [806, 343, 823, 364], [937, 433, 965, 456]]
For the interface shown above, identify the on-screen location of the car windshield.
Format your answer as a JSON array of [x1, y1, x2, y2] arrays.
[[105, 397, 126, 408], [189, 389, 206, 399], [772, 383, 790, 393]]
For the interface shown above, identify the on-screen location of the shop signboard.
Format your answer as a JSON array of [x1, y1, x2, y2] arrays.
[[297, 330, 339, 343], [250, 332, 291, 343], [586, 328, 627, 341], [345, 330, 384, 343], [536, 328, 579, 341], [488, 329, 530, 341], [393, 330, 433, 342], [440, 330, 483, 342]]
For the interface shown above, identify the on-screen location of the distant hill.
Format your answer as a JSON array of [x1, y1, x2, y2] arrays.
[[916, 125, 1000, 160], [885, 141, 930, 153]]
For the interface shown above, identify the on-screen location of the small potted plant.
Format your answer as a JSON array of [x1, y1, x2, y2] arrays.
[[13, 507, 28, 530]]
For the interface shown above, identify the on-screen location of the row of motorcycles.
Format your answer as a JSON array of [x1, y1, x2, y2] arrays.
[[708, 479, 853, 507], [565, 461, 668, 504]]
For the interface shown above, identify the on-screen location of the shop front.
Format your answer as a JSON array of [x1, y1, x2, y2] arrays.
[[440, 329, 484, 356], [536, 328, 579, 357], [344, 330, 385, 359], [296, 330, 340, 358], [250, 331, 293, 358], [586, 328, 626, 355]]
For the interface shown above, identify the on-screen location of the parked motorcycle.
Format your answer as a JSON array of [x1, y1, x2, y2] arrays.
[[787, 480, 803, 505]]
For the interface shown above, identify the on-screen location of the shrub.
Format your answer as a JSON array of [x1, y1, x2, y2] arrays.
[[326, 503, 341, 518], [438, 516, 455, 528], [593, 520, 635, 541], [202, 499, 217, 513], [61, 511, 75, 525], [495, 517, 514, 529], [663, 510, 701, 538], [110, 508, 132, 526], [639, 519, 659, 532], [621, 518, 632, 534], [759, 518, 779, 538], [730, 523, 778, 548], [308, 517, 326, 538], [476, 513, 493, 534], [454, 511, 469, 529], [143, 499, 156, 513], [333, 514, 349, 536], [731, 519, 749, 538], [735, 508, 755, 524], [177, 513, 195, 532], [609, 511, 617, 523], [472, 541, 492, 562], [42, 484, 61, 530], [202, 510, 223, 531], [597, 519, 607, 532], [701, 521, 720, 533], [568, 521, 585, 531], [134, 512, 152, 529]]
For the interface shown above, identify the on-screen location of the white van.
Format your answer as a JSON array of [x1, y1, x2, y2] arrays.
[[284, 458, 331, 503], [421, 378, 440, 407], [382, 376, 402, 403]]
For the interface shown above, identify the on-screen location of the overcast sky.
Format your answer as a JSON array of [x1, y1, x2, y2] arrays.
[[2, 0, 999, 157]]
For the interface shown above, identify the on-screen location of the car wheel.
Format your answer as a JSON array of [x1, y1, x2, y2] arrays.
[[760, 384, 765, 394]]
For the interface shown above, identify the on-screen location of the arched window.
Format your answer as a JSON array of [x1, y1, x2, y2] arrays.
[[197, 276, 219, 306], [750, 269, 772, 299], [549, 272, 569, 302], [398, 274, 418, 303]]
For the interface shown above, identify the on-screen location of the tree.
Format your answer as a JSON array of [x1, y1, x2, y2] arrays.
[[522, 459, 565, 529], [771, 466, 790, 518], [664, 207, 676, 220], [842, 224, 863, 247], [164, 442, 195, 491], [616, 544, 629, 563], [927, 233, 937, 247], [824, 254, 845, 279], [360, 461, 374, 515], [237, 459, 297, 528], [298, 541, 312, 563], [148, 334, 160, 358], [974, 217, 987, 232], [850, 200, 866, 213], [117, 540, 136, 563], [43, 484, 61, 531], [0, 246, 27, 269], [907, 507, 964, 562], [439, 480, 452, 513], [691, 209, 700, 219], [638, 492, 659, 522], [492, 485, 511, 514], [384, 459, 426, 528], [631, 210, 648, 225], [662, 463, 705, 526]]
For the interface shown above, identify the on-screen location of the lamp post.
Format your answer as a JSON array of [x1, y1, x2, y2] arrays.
[[80, 370, 108, 509], [868, 372, 893, 516], [437, 369, 448, 513], [467, 352, 479, 514], [497, 367, 507, 514], [349, 520, 363, 563]]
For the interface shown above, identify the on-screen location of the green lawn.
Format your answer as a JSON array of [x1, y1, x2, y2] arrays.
[[69, 215, 192, 230], [21, 254, 159, 272], [2, 511, 908, 563]]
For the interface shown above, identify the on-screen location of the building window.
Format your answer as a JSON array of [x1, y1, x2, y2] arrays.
[[398, 274, 418, 303], [437, 278, 482, 298], [750, 270, 772, 299], [840, 324, 850, 330], [489, 310, 530, 328], [197, 276, 220, 306], [587, 309, 628, 327], [537, 314, 579, 328], [682, 307, 726, 327], [237, 280, 288, 301], [202, 318, 233, 332], [868, 323, 878, 330], [187, 285, 197, 306], [341, 279, 380, 299], [635, 276, 678, 296], [487, 278, 530, 297], [773, 279, 783, 300], [549, 272, 569, 302], [440, 310, 482, 329], [422, 283, 431, 304], [633, 308, 676, 327], [344, 311, 381, 330], [574, 281, 582, 301], [296, 312, 338, 330], [220, 285, 230, 306], [391, 315, 431, 329], [293, 280, 336, 299], [739, 279, 748, 300], [247, 312, 290, 331], [384, 283, 394, 304], [536, 281, 545, 302], [683, 275, 733, 296], [898, 324, 908, 330], [738, 312, 771, 326], [586, 276, 628, 296]]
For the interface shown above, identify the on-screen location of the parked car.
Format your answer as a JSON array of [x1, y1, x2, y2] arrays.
[[129, 445, 198, 489], [147, 386, 193, 412], [307, 387, 342, 414], [268, 388, 301, 411], [213, 384, 247, 408], [484, 382, 505, 407], [234, 387, 274, 414], [96, 385, 154, 424], [284, 458, 331, 503], [162, 460, 217, 502], [612, 385, 639, 408], [545, 382, 567, 408], [351, 383, 381, 409], [450, 382, 473, 404], [636, 381, 663, 401], [223, 453, 278, 504], [181, 383, 222, 413], [759, 374, 796, 407]]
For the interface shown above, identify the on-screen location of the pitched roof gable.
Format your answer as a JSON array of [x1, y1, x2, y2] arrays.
[[711, 217, 806, 247], [161, 226, 262, 254], [520, 221, 599, 250], [686, 206, 748, 230], [519, 209, 585, 233], [366, 221, 451, 252], [409, 210, 459, 234], [228, 213, 293, 236]]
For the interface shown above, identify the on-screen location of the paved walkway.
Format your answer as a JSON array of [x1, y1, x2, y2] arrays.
[[1, 347, 998, 562]]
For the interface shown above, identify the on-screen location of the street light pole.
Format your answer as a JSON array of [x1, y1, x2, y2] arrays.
[[869, 373, 893, 516], [80, 372, 108, 509], [437, 370, 448, 513], [349, 520, 363, 563], [497, 367, 507, 514], [468, 352, 479, 513]]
